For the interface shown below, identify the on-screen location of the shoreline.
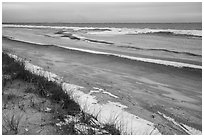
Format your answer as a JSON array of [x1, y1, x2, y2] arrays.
[[2, 31, 202, 134], [3, 36, 202, 70], [3, 51, 161, 135], [2, 52, 121, 135], [2, 26, 202, 65]]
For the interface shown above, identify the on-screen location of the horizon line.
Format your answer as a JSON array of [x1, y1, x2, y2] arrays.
[[2, 22, 202, 24]]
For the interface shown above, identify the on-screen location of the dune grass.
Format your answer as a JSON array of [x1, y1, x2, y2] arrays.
[[2, 51, 120, 135], [2, 113, 23, 134]]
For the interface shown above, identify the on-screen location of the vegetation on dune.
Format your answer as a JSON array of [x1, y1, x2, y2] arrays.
[[2, 51, 120, 135]]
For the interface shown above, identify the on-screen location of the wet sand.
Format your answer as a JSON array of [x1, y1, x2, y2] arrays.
[[3, 27, 202, 65], [2, 36, 202, 134]]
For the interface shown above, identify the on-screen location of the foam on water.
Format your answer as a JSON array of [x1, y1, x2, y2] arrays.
[[88, 28, 202, 37], [3, 36, 202, 70], [38, 45, 203, 69], [3, 24, 202, 37]]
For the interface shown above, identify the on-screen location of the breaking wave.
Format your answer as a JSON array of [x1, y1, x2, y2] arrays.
[[3, 36, 202, 70], [3, 24, 202, 37], [54, 31, 201, 57], [88, 28, 202, 37], [119, 46, 202, 57]]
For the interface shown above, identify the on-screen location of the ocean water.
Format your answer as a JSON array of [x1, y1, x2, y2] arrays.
[[2, 23, 202, 69], [3, 23, 202, 36], [4, 22, 202, 30]]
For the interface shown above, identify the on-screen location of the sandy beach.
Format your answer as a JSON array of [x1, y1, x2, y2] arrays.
[[2, 26, 202, 134]]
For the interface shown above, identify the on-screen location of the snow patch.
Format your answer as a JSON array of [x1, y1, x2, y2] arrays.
[[158, 111, 201, 135], [102, 91, 119, 99], [90, 87, 119, 98], [107, 101, 128, 109], [5, 52, 161, 135]]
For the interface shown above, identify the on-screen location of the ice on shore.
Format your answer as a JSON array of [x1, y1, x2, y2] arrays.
[[158, 111, 202, 135], [6, 52, 161, 135], [90, 87, 119, 98]]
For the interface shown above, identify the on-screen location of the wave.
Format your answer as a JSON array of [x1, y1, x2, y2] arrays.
[[54, 31, 114, 45], [54, 31, 201, 57], [3, 36, 202, 70], [142, 31, 201, 37], [3, 24, 107, 31], [66, 35, 114, 45], [61, 33, 81, 40], [89, 28, 202, 37], [119, 46, 202, 57], [84, 39, 114, 45], [3, 24, 202, 37]]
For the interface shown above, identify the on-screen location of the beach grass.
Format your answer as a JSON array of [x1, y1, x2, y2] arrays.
[[2, 51, 120, 135], [2, 113, 23, 134]]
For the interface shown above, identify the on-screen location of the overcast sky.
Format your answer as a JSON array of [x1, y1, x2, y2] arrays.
[[2, 2, 202, 23]]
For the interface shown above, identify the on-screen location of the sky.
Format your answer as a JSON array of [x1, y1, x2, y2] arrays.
[[2, 2, 202, 23]]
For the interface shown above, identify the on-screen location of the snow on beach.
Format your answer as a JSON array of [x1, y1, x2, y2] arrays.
[[157, 111, 202, 135], [6, 52, 161, 135]]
